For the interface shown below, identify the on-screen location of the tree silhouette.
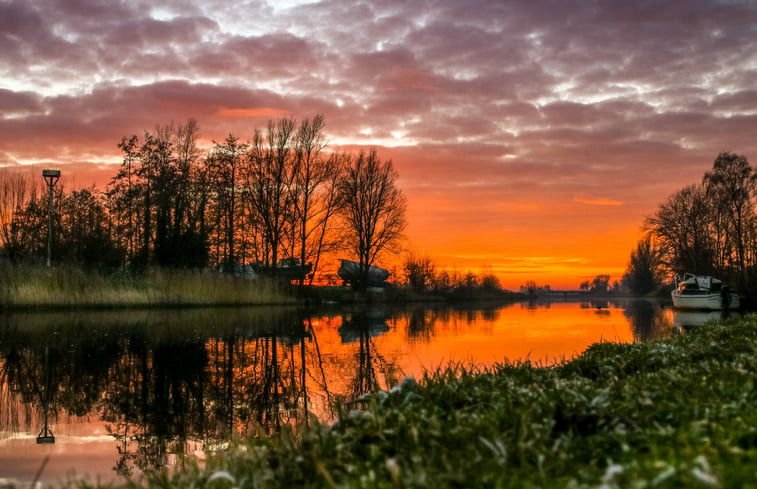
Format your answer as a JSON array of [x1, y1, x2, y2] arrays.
[[1, 115, 411, 282], [645, 184, 716, 275], [338, 150, 406, 291], [248, 117, 298, 270], [207, 134, 248, 271], [404, 252, 435, 292], [58, 187, 122, 269], [703, 152, 755, 276], [291, 116, 345, 284], [622, 235, 663, 295], [0, 169, 35, 255]]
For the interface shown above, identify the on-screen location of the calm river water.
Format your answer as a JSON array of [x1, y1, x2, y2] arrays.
[[0, 299, 731, 485]]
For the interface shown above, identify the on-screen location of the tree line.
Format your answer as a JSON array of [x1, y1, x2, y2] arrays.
[[624, 152, 757, 300], [0, 115, 406, 290], [401, 252, 510, 300]]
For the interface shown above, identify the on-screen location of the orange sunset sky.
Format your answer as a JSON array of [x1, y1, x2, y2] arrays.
[[2, 0, 757, 289]]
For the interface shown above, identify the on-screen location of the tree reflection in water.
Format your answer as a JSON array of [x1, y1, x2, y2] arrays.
[[338, 311, 392, 397], [622, 299, 674, 341], [0, 301, 659, 480], [0, 308, 376, 477], [0, 318, 121, 433]]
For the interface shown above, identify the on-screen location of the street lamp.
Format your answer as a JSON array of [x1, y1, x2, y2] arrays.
[[42, 169, 60, 268]]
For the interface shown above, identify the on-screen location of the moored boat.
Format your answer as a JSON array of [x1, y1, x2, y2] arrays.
[[671, 274, 739, 310], [337, 259, 390, 288]]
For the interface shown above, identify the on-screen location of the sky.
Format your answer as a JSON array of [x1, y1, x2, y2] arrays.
[[1, 0, 757, 289]]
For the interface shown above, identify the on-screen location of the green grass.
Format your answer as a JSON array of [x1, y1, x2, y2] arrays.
[[88, 313, 757, 489], [0, 263, 295, 309]]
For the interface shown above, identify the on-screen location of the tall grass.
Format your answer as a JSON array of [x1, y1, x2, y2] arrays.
[[0, 263, 295, 309]]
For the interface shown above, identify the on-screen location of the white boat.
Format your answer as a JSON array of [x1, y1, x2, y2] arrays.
[[671, 274, 739, 310]]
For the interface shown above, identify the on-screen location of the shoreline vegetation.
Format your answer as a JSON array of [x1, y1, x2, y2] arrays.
[[627, 152, 757, 306], [0, 262, 528, 311], [0, 263, 297, 310], [69, 313, 757, 488], [0, 262, 647, 311], [0, 265, 680, 313]]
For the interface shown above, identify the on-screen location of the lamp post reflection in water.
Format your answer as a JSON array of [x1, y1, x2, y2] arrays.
[[37, 346, 55, 444]]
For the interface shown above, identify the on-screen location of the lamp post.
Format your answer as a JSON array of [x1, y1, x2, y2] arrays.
[[42, 169, 60, 268]]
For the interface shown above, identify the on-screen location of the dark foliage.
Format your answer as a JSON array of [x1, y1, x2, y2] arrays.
[[622, 235, 664, 295], [1, 116, 397, 279], [645, 152, 757, 300]]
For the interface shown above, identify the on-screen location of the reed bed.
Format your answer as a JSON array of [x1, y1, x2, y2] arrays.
[[101, 313, 757, 489], [0, 263, 295, 309]]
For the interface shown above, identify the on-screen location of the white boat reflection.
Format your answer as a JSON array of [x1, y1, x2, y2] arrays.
[[673, 310, 739, 330]]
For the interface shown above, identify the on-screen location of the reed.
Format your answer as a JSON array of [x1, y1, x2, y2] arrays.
[[0, 263, 295, 309]]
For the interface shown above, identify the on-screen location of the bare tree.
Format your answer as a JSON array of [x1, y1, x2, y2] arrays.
[[703, 152, 755, 274], [57, 186, 123, 268], [112, 135, 139, 260], [645, 184, 716, 275], [3, 185, 60, 261], [207, 134, 248, 272], [248, 118, 298, 270], [338, 149, 406, 291], [170, 119, 206, 267], [292, 115, 326, 282], [290, 116, 347, 284], [0, 169, 36, 253], [305, 152, 348, 285]]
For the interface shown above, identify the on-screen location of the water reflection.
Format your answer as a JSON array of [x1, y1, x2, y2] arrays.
[[338, 310, 390, 343], [581, 299, 610, 311], [37, 346, 55, 445], [672, 310, 739, 330], [622, 299, 674, 341], [0, 308, 333, 479], [0, 301, 674, 484], [521, 299, 674, 342]]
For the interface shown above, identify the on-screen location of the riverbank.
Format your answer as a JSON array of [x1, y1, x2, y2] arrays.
[[299, 283, 525, 305], [72, 313, 754, 489], [0, 263, 295, 309], [0, 263, 528, 310]]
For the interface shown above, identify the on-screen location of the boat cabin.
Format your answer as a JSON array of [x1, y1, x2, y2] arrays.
[[677, 275, 723, 295]]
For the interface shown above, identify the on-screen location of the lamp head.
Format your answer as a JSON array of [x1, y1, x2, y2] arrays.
[[42, 169, 60, 187]]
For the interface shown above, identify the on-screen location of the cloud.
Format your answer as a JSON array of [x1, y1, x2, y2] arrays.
[[0, 88, 42, 114], [2, 0, 757, 286], [573, 196, 623, 207], [215, 107, 292, 118]]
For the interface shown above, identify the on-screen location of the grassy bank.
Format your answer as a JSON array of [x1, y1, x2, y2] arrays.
[[102, 313, 757, 489], [0, 263, 295, 309], [0, 263, 523, 310]]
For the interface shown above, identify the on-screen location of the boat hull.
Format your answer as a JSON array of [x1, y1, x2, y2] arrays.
[[671, 291, 740, 310], [337, 259, 390, 287]]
